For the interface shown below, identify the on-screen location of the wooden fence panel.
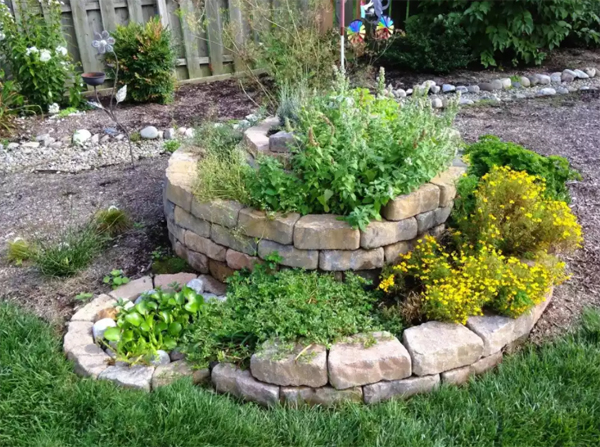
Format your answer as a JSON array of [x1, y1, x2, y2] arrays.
[[127, 0, 145, 23], [99, 0, 118, 31], [205, 0, 225, 75], [69, 0, 101, 73]]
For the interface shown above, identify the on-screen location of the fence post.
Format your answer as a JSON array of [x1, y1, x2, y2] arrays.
[[179, 0, 203, 79], [228, 0, 247, 73], [70, 0, 99, 75], [206, 0, 224, 75], [127, 0, 145, 24], [100, 0, 118, 32], [156, 0, 170, 28]]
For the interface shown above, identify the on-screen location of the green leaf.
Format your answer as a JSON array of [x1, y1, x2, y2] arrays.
[[168, 322, 183, 336], [103, 327, 121, 341], [135, 301, 150, 316], [125, 312, 143, 327]]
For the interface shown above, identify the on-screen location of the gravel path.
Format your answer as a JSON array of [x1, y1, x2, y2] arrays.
[[0, 88, 598, 342]]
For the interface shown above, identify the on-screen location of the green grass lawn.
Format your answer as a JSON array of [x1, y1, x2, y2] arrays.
[[1, 303, 600, 447]]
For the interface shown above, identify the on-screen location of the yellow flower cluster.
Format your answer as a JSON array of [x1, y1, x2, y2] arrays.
[[468, 166, 583, 255]]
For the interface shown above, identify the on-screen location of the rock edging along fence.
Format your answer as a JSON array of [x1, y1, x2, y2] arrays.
[[163, 147, 465, 282], [64, 274, 554, 406]]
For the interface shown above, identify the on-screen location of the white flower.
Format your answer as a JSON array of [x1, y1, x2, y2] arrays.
[[0, 32, 5, 41], [107, 206, 119, 212], [56, 45, 67, 56], [39, 49, 51, 62], [48, 103, 60, 114], [25, 46, 39, 56]]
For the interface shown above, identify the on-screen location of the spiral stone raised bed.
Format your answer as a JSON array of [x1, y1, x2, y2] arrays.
[[64, 274, 553, 406], [163, 135, 466, 282]]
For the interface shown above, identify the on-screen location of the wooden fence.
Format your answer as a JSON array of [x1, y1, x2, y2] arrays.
[[5, 0, 335, 84]]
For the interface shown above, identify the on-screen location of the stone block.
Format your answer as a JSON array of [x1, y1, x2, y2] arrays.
[[258, 239, 318, 269], [428, 224, 445, 239], [174, 206, 211, 238], [441, 365, 471, 385], [64, 321, 93, 355], [191, 200, 243, 228], [416, 210, 437, 234], [360, 218, 418, 249], [151, 360, 194, 389], [470, 351, 502, 375], [164, 150, 198, 211], [382, 184, 440, 221], [154, 273, 198, 292], [199, 274, 227, 295], [211, 224, 258, 255], [281, 386, 363, 407], [238, 208, 300, 245], [429, 168, 464, 207], [109, 276, 153, 301], [71, 294, 116, 322], [212, 363, 279, 407], [175, 241, 209, 274], [250, 341, 327, 387], [328, 332, 412, 389], [319, 248, 384, 271], [269, 131, 295, 153], [209, 260, 235, 282], [243, 117, 277, 155], [167, 219, 185, 243], [402, 321, 483, 376], [72, 351, 111, 378], [383, 241, 414, 264], [184, 231, 227, 261], [226, 249, 261, 271], [99, 365, 155, 391], [363, 374, 440, 404], [164, 200, 176, 222], [435, 205, 453, 226], [294, 215, 360, 250]]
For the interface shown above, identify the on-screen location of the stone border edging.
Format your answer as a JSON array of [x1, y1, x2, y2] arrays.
[[63, 276, 553, 407], [164, 144, 465, 281]]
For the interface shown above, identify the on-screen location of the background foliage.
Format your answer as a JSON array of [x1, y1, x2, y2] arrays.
[[105, 17, 176, 104]]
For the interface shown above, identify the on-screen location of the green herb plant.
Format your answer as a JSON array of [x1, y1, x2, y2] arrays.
[[103, 270, 130, 289], [103, 286, 205, 362], [163, 140, 181, 153]]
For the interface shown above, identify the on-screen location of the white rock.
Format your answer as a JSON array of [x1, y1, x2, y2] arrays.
[[499, 78, 512, 89], [73, 129, 92, 145], [537, 74, 551, 85], [431, 98, 443, 109], [442, 84, 455, 93], [157, 131, 164, 139], [92, 318, 117, 342], [584, 67, 596, 78], [430, 85, 441, 94], [467, 85, 480, 93], [459, 98, 474, 105], [394, 89, 406, 98], [91, 134, 100, 144], [455, 86, 468, 94], [140, 126, 159, 139], [537, 88, 556, 96], [550, 72, 562, 83], [556, 86, 569, 95], [150, 350, 171, 366], [202, 292, 226, 303], [100, 135, 110, 144], [98, 365, 155, 391], [7, 143, 19, 150], [164, 128, 176, 140], [573, 69, 589, 79], [406, 88, 413, 95], [21, 141, 40, 149], [184, 128, 195, 138], [186, 278, 204, 294]]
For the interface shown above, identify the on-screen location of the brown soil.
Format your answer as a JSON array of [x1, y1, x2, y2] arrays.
[[12, 79, 262, 142]]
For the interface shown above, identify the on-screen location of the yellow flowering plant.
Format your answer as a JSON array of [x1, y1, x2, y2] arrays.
[[456, 166, 582, 256]]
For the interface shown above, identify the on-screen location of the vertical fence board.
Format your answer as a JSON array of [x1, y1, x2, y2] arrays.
[[155, 0, 169, 27], [179, 0, 203, 79], [70, 0, 100, 73], [228, 0, 246, 72], [206, 0, 224, 75], [127, 0, 144, 23], [99, 0, 118, 31]]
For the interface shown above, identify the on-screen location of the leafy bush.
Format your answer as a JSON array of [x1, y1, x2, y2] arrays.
[[0, 0, 82, 111], [418, 0, 600, 66], [381, 14, 476, 73], [104, 286, 205, 362], [246, 71, 459, 229], [183, 256, 381, 367], [455, 166, 583, 256], [163, 140, 181, 153], [6, 237, 33, 265], [464, 136, 581, 203], [105, 17, 176, 104]]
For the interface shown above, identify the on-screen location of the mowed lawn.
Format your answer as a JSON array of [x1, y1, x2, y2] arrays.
[[1, 302, 600, 447]]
